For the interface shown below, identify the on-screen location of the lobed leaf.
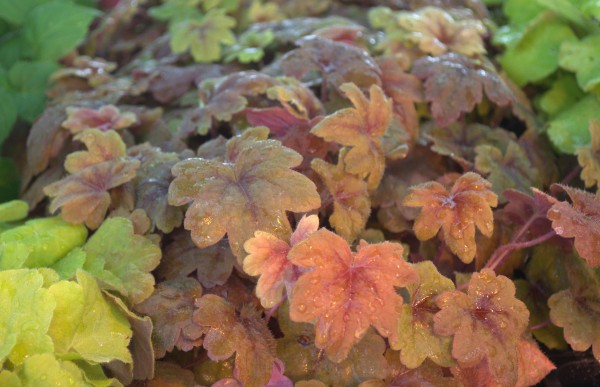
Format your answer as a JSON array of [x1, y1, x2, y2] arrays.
[[434, 269, 529, 386], [62, 105, 136, 134], [288, 228, 417, 362], [311, 83, 391, 191], [194, 294, 276, 387], [168, 127, 321, 259], [403, 172, 498, 263]]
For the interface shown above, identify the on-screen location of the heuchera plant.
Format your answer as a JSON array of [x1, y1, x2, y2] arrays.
[[2, 0, 600, 385]]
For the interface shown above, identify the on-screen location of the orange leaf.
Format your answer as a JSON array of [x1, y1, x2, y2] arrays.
[[287, 228, 417, 362], [403, 172, 497, 263], [311, 83, 392, 191]]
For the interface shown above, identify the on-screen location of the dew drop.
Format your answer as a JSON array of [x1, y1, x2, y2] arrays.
[[554, 226, 564, 235], [297, 304, 307, 312]]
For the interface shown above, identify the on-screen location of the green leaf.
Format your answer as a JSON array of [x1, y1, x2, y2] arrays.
[[559, 34, 600, 93], [0, 200, 28, 223], [170, 9, 236, 63], [22, 1, 98, 61], [82, 217, 161, 304], [536, 0, 593, 30], [0, 269, 55, 367], [0, 0, 47, 26], [0, 217, 88, 270], [0, 32, 23, 69], [0, 370, 20, 387], [547, 94, 600, 153], [7, 60, 59, 122], [49, 247, 86, 280], [539, 74, 584, 117], [47, 270, 132, 364], [223, 30, 274, 63], [0, 88, 17, 145], [500, 13, 577, 86], [149, 0, 202, 22], [0, 158, 19, 203]]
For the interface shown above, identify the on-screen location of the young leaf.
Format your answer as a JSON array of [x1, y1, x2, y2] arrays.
[[158, 230, 235, 288], [391, 261, 455, 369], [396, 6, 487, 56], [62, 105, 137, 134], [577, 120, 600, 193], [0, 269, 55, 367], [170, 9, 236, 63], [47, 270, 132, 364], [0, 200, 28, 223], [403, 172, 498, 263], [548, 255, 600, 362], [134, 277, 206, 358], [193, 294, 276, 387], [82, 217, 162, 304], [311, 83, 392, 191], [287, 228, 417, 362], [243, 215, 318, 308], [547, 185, 600, 267], [277, 35, 382, 91], [168, 127, 321, 259], [311, 156, 370, 242], [412, 53, 514, 128], [434, 269, 529, 386], [44, 129, 140, 229]]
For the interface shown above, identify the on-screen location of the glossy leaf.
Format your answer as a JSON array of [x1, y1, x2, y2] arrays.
[[83, 217, 162, 304], [391, 261, 455, 368], [547, 185, 600, 267], [312, 156, 370, 242], [434, 269, 529, 386], [403, 172, 498, 263], [412, 53, 514, 128], [194, 294, 276, 387], [168, 127, 321, 259], [243, 215, 318, 308], [134, 277, 206, 358], [288, 228, 417, 362], [311, 83, 391, 191]]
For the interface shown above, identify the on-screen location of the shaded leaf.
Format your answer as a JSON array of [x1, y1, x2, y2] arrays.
[[288, 228, 417, 362], [311, 83, 391, 191], [147, 361, 196, 387], [391, 261, 455, 368], [386, 352, 457, 387], [577, 120, 600, 193], [194, 294, 276, 387], [434, 269, 529, 386], [547, 94, 600, 154], [547, 185, 600, 267], [312, 156, 370, 242], [403, 172, 498, 263], [559, 34, 600, 92], [168, 127, 321, 259], [83, 217, 162, 304], [412, 53, 514, 127], [243, 215, 318, 308], [135, 277, 206, 358]]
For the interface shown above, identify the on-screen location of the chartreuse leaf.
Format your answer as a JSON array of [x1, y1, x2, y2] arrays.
[[548, 253, 600, 362], [82, 217, 162, 305], [223, 29, 274, 63], [0, 216, 88, 270], [50, 247, 87, 280], [0, 200, 28, 223], [559, 34, 600, 93], [547, 94, 600, 154], [47, 270, 132, 364], [21, 2, 99, 61], [0, 269, 55, 367], [18, 353, 89, 386], [391, 261, 455, 369], [539, 74, 584, 117], [500, 13, 577, 86], [170, 9, 236, 63]]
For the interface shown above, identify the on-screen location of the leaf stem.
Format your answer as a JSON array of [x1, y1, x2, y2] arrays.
[[561, 165, 582, 186], [528, 319, 551, 331], [486, 229, 556, 271]]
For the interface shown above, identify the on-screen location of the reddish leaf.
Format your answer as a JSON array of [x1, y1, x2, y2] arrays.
[[311, 83, 392, 191], [500, 188, 558, 240], [412, 53, 514, 127], [134, 278, 206, 358], [44, 129, 140, 229], [278, 35, 381, 91], [434, 269, 530, 386], [62, 105, 137, 134], [403, 172, 498, 263], [547, 185, 600, 267], [193, 294, 276, 387], [288, 228, 417, 362], [157, 230, 235, 288], [243, 215, 318, 308], [386, 353, 457, 387], [168, 127, 321, 258], [50, 55, 116, 87], [311, 156, 370, 242], [515, 336, 555, 387]]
